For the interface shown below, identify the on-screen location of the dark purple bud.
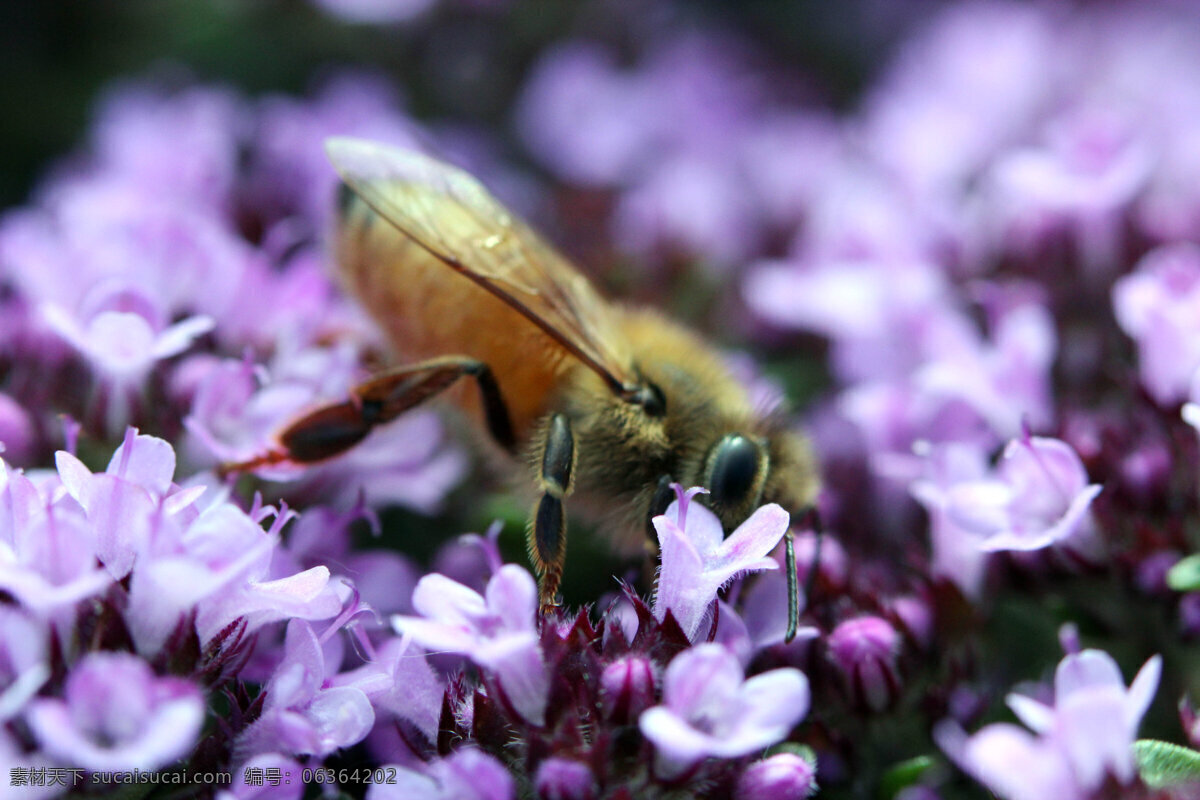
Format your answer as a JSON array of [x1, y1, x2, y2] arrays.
[[1058, 622, 1081, 655], [1181, 594, 1200, 639], [827, 616, 901, 712], [735, 753, 817, 800], [1135, 550, 1181, 596], [1120, 443, 1170, 502], [599, 655, 656, 723], [535, 757, 597, 800]]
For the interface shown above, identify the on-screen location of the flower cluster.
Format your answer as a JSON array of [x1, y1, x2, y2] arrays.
[[3, 1, 1200, 798], [516, 0, 1200, 797], [938, 645, 1162, 800]]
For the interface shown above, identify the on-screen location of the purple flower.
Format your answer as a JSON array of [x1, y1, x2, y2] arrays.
[[429, 522, 504, 595], [391, 564, 548, 725], [937, 648, 1161, 800], [49, 302, 213, 432], [826, 616, 902, 712], [1113, 243, 1200, 406], [748, 257, 1055, 468], [52, 429, 343, 653], [745, 258, 954, 384], [249, 73, 421, 229], [612, 152, 763, 270], [0, 607, 49, 722], [0, 459, 112, 617], [0, 174, 253, 342], [982, 104, 1153, 269], [908, 441, 993, 597], [639, 643, 809, 778], [26, 652, 204, 772], [90, 83, 243, 211], [861, 1, 1054, 197], [342, 635, 444, 745], [54, 427, 181, 577], [913, 435, 1102, 559], [913, 292, 1056, 439], [653, 486, 790, 641], [517, 32, 777, 270], [237, 619, 375, 759], [736, 752, 818, 800]]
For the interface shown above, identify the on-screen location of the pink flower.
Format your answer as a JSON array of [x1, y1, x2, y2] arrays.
[[237, 620, 375, 759], [937, 648, 1161, 800], [26, 652, 204, 772], [391, 564, 548, 725], [913, 435, 1102, 559], [1113, 243, 1200, 406], [652, 486, 790, 642], [639, 643, 809, 778], [0, 460, 112, 617], [736, 752, 818, 800], [827, 616, 903, 712]]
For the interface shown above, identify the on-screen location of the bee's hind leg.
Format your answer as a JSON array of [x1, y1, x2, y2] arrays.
[[220, 355, 514, 474], [529, 413, 576, 613]]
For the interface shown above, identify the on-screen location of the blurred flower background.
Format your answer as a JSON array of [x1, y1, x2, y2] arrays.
[[3, 0, 1200, 798]]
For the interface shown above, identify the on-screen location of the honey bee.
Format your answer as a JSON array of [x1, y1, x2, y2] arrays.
[[229, 137, 818, 639]]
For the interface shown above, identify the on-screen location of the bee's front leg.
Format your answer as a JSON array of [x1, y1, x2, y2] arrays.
[[529, 413, 576, 613]]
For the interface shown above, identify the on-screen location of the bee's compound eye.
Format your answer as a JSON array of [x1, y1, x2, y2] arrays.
[[630, 382, 666, 417], [708, 434, 761, 511]]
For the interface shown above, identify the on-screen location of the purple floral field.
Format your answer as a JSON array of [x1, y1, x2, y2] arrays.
[[4, 1, 1200, 799]]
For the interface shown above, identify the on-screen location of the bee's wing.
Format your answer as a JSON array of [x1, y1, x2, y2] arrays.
[[326, 137, 638, 395]]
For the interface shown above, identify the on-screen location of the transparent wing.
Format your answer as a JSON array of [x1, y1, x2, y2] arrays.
[[326, 136, 638, 395]]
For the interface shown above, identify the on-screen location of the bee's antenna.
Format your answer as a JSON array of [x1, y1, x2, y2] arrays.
[[785, 527, 799, 643], [784, 505, 823, 643]]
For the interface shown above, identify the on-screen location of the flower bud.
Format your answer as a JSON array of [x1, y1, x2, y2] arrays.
[[1181, 593, 1200, 639], [1120, 443, 1170, 503], [599, 655, 656, 723], [827, 616, 901, 712], [1135, 550, 1180, 596], [535, 757, 597, 800], [735, 753, 817, 800]]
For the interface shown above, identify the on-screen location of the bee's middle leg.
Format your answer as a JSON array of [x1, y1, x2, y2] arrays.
[[529, 413, 576, 612]]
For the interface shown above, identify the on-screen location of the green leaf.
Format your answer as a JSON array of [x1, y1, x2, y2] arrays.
[[1134, 739, 1200, 788], [1167, 555, 1200, 591], [879, 756, 934, 799]]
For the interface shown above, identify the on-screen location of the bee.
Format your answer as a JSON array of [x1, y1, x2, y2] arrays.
[[229, 137, 818, 639]]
